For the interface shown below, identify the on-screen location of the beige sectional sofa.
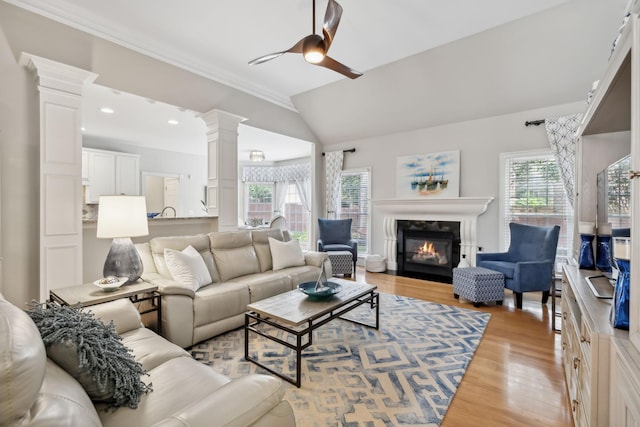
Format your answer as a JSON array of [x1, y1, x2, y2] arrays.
[[136, 228, 331, 348], [0, 294, 295, 427]]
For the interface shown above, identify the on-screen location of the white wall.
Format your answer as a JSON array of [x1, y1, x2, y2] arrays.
[[323, 101, 587, 258]]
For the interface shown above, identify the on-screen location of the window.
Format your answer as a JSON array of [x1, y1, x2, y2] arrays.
[[246, 183, 273, 223], [501, 150, 573, 265], [284, 183, 310, 249], [338, 168, 371, 255]]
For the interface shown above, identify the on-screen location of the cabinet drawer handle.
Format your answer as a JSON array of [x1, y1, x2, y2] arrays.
[[573, 357, 580, 369], [572, 399, 579, 412], [563, 312, 568, 320], [580, 336, 591, 344], [562, 341, 567, 350]]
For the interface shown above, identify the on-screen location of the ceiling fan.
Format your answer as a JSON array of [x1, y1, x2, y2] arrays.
[[248, 0, 362, 79]]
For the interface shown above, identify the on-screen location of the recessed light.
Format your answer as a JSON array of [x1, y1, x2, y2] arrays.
[[100, 107, 114, 114], [167, 119, 179, 125]]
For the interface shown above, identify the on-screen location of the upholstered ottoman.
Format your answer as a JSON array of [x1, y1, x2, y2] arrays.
[[453, 266, 504, 307], [327, 250, 354, 277]]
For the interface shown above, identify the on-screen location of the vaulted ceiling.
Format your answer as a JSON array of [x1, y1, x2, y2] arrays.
[[5, 0, 628, 148]]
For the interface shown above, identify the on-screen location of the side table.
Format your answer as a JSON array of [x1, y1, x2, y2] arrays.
[[49, 280, 161, 334]]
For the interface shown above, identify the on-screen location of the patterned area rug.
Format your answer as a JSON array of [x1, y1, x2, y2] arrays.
[[191, 293, 491, 426]]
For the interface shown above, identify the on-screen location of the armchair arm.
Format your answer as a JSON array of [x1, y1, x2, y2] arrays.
[[317, 239, 325, 252], [476, 251, 509, 263], [151, 375, 291, 427], [348, 239, 358, 260], [513, 261, 555, 290]]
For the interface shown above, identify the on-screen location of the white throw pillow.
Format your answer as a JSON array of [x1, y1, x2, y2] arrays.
[[269, 237, 305, 271], [164, 245, 212, 291]]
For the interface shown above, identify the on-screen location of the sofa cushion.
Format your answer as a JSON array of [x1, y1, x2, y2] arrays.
[[269, 237, 305, 270], [164, 245, 213, 291], [227, 271, 293, 302], [26, 302, 151, 409], [98, 356, 230, 427], [149, 234, 220, 283], [121, 327, 190, 371], [209, 231, 260, 282], [0, 294, 47, 425], [251, 228, 285, 272], [193, 281, 251, 328]]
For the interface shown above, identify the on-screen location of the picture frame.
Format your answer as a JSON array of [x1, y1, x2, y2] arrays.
[[396, 150, 460, 198]]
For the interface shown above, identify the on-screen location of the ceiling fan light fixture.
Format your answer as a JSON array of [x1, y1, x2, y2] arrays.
[[303, 35, 325, 64], [250, 150, 265, 162]]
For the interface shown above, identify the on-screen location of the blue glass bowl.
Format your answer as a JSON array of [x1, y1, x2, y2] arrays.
[[147, 212, 160, 219], [297, 281, 342, 300]]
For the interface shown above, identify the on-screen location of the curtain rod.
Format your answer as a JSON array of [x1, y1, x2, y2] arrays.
[[525, 119, 546, 127], [322, 148, 356, 156]]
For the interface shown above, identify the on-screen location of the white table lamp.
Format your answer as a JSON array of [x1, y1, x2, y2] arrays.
[[97, 195, 149, 283]]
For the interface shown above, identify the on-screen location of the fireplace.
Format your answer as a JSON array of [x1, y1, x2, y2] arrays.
[[397, 220, 460, 283], [373, 197, 494, 280]]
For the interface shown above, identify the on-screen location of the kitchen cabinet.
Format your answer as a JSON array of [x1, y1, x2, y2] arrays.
[[83, 148, 140, 203]]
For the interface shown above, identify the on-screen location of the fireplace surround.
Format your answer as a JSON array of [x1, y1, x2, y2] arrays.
[[373, 197, 494, 277]]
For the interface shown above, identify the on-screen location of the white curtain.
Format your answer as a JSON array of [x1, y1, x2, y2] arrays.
[[324, 150, 344, 218], [295, 178, 312, 212], [273, 181, 289, 216], [545, 113, 583, 208]]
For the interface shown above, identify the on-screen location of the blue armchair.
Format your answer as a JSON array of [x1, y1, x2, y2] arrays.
[[476, 223, 560, 309], [317, 218, 357, 277]]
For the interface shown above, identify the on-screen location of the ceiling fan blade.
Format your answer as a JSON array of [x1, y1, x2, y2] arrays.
[[248, 51, 286, 66], [318, 55, 362, 79], [322, 0, 343, 50], [248, 36, 311, 66]]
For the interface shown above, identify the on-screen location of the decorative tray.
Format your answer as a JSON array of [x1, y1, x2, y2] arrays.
[[297, 281, 342, 300]]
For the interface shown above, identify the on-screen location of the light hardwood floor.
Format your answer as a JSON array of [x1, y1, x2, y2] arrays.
[[352, 268, 573, 427]]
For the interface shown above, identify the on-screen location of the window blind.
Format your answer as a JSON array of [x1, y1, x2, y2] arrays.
[[503, 152, 573, 264], [338, 169, 370, 254]]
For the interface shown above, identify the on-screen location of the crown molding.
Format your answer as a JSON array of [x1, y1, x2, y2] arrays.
[[5, 0, 297, 111]]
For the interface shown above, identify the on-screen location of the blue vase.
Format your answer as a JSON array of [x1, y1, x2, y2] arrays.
[[611, 258, 630, 330], [578, 234, 595, 270], [595, 235, 612, 272]]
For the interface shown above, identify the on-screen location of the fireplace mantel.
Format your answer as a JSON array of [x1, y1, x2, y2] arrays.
[[373, 197, 494, 271]]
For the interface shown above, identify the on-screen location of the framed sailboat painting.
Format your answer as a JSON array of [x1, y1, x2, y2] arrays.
[[396, 150, 460, 198]]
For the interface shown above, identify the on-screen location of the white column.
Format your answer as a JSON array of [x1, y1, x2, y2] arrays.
[[201, 109, 246, 231], [19, 53, 98, 301]]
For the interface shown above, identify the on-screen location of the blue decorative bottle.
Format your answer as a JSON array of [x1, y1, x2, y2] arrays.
[[578, 234, 595, 270], [595, 234, 612, 272], [611, 237, 631, 330]]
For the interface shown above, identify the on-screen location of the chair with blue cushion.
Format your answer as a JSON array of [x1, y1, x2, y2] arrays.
[[476, 222, 560, 309], [317, 218, 357, 276]]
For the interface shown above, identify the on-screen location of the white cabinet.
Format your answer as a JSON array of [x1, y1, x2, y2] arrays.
[[562, 266, 615, 427], [83, 148, 140, 203], [572, 11, 640, 427], [115, 153, 140, 196]]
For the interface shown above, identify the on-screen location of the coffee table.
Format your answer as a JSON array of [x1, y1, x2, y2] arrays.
[[244, 279, 379, 387]]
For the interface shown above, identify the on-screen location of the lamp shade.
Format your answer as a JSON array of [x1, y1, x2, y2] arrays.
[[97, 196, 149, 238]]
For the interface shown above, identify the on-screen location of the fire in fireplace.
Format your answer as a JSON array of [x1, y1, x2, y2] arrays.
[[396, 220, 460, 283]]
